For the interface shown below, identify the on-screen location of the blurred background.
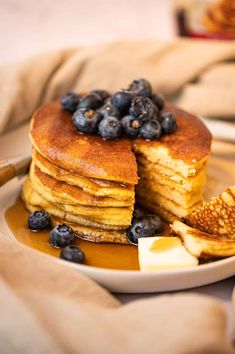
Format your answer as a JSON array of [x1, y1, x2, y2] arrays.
[[0, 0, 175, 63], [2, 0, 235, 63]]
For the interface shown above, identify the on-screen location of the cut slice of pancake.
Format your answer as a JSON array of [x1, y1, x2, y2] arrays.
[[172, 221, 235, 258], [31, 163, 134, 208], [137, 157, 207, 193], [137, 177, 203, 209], [33, 149, 134, 200], [23, 178, 130, 229], [187, 185, 235, 240], [136, 187, 202, 221]]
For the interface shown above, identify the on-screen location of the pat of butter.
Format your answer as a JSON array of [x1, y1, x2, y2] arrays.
[[138, 236, 198, 271]]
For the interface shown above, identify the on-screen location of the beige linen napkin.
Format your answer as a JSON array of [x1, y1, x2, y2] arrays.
[[1, 39, 235, 134], [0, 233, 233, 354]]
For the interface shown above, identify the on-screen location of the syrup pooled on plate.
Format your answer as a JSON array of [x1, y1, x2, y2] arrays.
[[5, 199, 172, 271]]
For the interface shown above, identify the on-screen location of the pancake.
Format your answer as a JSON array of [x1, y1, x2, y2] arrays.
[[24, 197, 128, 244], [30, 101, 211, 183], [23, 179, 129, 230], [31, 163, 134, 208], [137, 188, 201, 220], [137, 178, 203, 209], [137, 157, 207, 193], [33, 149, 134, 200], [30, 101, 138, 184]]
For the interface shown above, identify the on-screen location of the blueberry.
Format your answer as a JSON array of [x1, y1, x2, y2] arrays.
[[146, 215, 163, 234], [50, 224, 75, 248], [140, 120, 162, 140], [90, 89, 110, 101], [127, 217, 154, 244], [78, 94, 103, 110], [98, 103, 121, 119], [98, 116, 122, 140], [127, 215, 163, 245], [72, 108, 100, 134], [129, 96, 155, 123], [160, 111, 177, 134], [60, 245, 85, 264], [111, 90, 133, 113], [151, 94, 165, 111], [60, 92, 80, 113], [128, 78, 152, 98], [28, 210, 51, 231], [121, 115, 140, 138]]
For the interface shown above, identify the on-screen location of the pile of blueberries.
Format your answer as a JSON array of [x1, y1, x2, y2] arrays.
[[60, 78, 177, 140], [28, 211, 85, 264]]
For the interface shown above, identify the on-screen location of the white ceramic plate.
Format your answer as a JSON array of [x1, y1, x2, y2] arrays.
[[0, 124, 235, 293]]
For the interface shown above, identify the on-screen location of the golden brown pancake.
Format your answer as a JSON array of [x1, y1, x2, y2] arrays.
[[23, 178, 130, 230], [30, 101, 138, 185], [30, 101, 211, 184], [33, 149, 134, 200], [23, 192, 128, 244], [31, 163, 134, 208]]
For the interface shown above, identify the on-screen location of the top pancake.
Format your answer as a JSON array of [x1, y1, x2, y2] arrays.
[[30, 101, 212, 184]]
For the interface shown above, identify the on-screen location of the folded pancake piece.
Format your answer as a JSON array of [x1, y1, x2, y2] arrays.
[[187, 185, 235, 240], [172, 221, 235, 258], [33, 149, 134, 201], [23, 179, 130, 229]]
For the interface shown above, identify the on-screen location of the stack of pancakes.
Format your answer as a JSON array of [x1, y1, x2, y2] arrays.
[[22, 101, 212, 243]]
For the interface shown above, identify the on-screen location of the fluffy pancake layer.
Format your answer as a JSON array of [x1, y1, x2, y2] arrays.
[[33, 149, 134, 201]]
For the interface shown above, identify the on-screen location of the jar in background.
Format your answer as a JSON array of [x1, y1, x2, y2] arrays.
[[173, 0, 235, 40]]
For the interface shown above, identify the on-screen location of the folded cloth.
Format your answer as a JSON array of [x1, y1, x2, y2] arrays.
[[0, 234, 233, 354], [1, 38, 235, 134]]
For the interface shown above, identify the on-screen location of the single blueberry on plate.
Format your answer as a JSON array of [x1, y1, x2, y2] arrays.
[[127, 215, 163, 245], [111, 90, 133, 113], [121, 115, 140, 138], [28, 210, 51, 231], [50, 224, 75, 248], [128, 78, 152, 98], [140, 120, 162, 140], [78, 93, 103, 110], [60, 92, 80, 113], [60, 245, 85, 264], [98, 102, 121, 119], [151, 94, 165, 111], [72, 108, 100, 134], [160, 111, 177, 134], [146, 215, 164, 234], [98, 116, 122, 140], [90, 89, 110, 101], [129, 96, 155, 123], [127, 217, 156, 245]]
